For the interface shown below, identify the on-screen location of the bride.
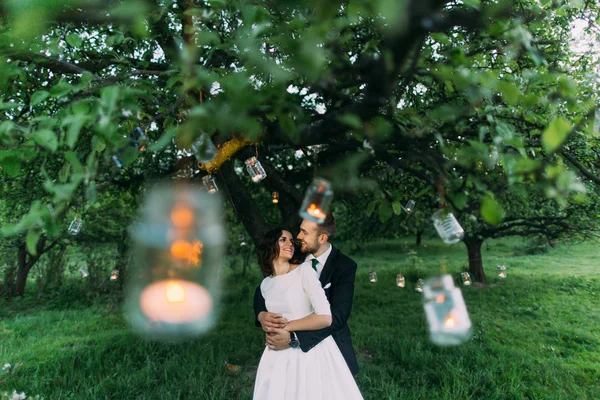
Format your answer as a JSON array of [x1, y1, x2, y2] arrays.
[[252, 228, 363, 400]]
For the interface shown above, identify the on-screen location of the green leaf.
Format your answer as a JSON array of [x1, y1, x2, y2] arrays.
[[498, 81, 520, 106], [66, 114, 87, 149], [339, 114, 362, 129], [481, 196, 505, 226], [30, 90, 50, 106], [91, 136, 106, 153], [148, 127, 176, 152], [58, 163, 71, 183], [101, 86, 120, 111], [65, 151, 85, 172], [49, 81, 74, 98], [33, 129, 58, 152], [26, 230, 42, 256], [366, 200, 378, 217], [0, 156, 21, 177], [66, 33, 83, 48], [542, 117, 572, 154], [452, 191, 468, 210], [279, 115, 297, 136], [392, 201, 402, 215], [378, 201, 393, 223]]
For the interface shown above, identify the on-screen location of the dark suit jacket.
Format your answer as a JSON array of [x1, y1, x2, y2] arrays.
[[253, 245, 359, 375]]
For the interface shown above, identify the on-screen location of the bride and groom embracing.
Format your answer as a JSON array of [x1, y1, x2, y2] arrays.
[[252, 213, 363, 400]]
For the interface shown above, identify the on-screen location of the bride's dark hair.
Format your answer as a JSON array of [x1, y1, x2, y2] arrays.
[[257, 228, 304, 277]]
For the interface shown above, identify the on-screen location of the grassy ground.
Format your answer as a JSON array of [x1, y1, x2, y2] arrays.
[[1, 237, 599, 399]]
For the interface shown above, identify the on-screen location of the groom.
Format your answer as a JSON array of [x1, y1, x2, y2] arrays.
[[253, 213, 359, 375]]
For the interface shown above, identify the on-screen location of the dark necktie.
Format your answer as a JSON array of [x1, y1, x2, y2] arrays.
[[312, 258, 319, 273]]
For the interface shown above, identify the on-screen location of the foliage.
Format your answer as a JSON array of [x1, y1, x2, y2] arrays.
[[0, 0, 600, 286]]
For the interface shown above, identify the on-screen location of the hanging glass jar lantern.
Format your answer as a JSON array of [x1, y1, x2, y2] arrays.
[[299, 177, 333, 224], [272, 192, 279, 204], [461, 272, 472, 286], [415, 278, 424, 293], [113, 127, 149, 167], [124, 182, 225, 341], [497, 264, 507, 278], [244, 156, 267, 182], [110, 269, 119, 282], [432, 209, 464, 245], [79, 268, 89, 279], [202, 175, 218, 194], [192, 134, 217, 163], [369, 270, 377, 283], [396, 274, 405, 288], [130, 127, 149, 152], [404, 200, 416, 213], [423, 274, 472, 346], [68, 217, 83, 235], [238, 233, 247, 247]]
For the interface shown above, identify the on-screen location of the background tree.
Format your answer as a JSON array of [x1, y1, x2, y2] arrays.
[[0, 0, 599, 290]]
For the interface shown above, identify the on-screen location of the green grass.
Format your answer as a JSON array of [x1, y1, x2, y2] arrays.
[[1, 238, 600, 399]]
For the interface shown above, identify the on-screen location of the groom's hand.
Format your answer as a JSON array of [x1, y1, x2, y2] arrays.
[[258, 312, 288, 332], [265, 328, 290, 350]]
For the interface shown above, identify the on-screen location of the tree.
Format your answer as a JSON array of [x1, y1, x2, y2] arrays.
[[0, 0, 599, 288]]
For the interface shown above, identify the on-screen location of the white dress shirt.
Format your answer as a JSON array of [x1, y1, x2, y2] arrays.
[[306, 243, 332, 278]]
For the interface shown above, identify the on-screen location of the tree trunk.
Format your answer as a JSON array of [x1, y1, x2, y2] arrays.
[[219, 160, 270, 244], [15, 244, 34, 296], [416, 229, 423, 246], [464, 237, 486, 283], [2, 262, 17, 299], [15, 236, 55, 297]]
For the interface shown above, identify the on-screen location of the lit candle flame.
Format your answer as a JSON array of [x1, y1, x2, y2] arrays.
[[170, 240, 203, 266], [165, 281, 186, 303], [445, 316, 456, 328]]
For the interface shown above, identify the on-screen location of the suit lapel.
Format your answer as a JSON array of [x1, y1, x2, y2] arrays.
[[319, 246, 338, 286]]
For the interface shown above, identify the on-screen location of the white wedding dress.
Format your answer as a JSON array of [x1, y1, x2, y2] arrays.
[[253, 261, 363, 400]]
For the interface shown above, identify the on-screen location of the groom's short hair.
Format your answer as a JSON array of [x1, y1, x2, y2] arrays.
[[317, 213, 336, 242]]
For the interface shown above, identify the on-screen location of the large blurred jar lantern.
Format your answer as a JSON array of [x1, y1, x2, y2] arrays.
[[299, 177, 333, 224], [192, 134, 217, 163], [202, 175, 218, 194], [432, 209, 464, 245], [125, 183, 225, 341], [244, 156, 267, 182], [423, 275, 472, 346], [68, 217, 83, 235]]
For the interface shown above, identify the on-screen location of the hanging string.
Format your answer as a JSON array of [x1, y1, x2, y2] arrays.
[[436, 175, 446, 209]]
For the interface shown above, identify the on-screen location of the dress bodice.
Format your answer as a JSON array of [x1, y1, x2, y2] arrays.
[[260, 261, 331, 321]]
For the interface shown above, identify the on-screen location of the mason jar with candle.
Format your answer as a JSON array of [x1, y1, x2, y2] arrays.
[[124, 182, 225, 341], [299, 177, 333, 224]]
